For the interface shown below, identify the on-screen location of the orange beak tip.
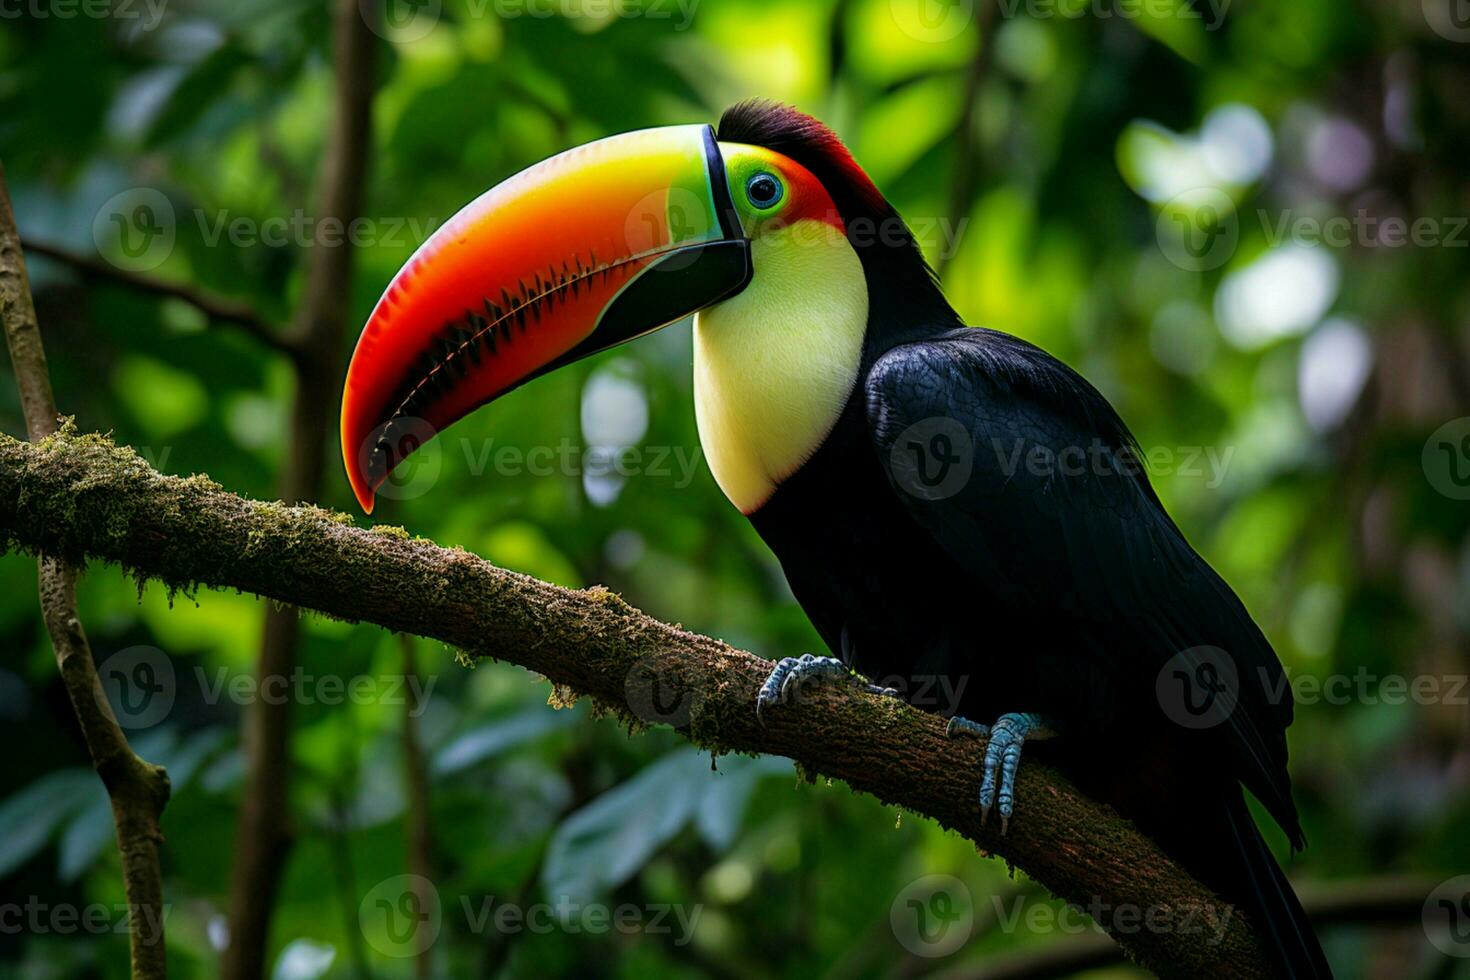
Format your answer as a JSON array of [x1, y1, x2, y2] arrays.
[[344, 457, 376, 514], [338, 124, 751, 509], [352, 476, 376, 515]]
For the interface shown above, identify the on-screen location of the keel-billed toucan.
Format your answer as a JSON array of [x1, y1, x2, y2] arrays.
[[340, 102, 1330, 977]]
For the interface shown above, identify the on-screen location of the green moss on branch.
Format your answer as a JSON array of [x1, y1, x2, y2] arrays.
[[0, 427, 1274, 978]]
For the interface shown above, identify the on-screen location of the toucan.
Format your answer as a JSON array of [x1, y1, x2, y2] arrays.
[[340, 101, 1331, 977]]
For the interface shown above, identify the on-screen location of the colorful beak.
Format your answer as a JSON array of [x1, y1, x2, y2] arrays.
[[341, 124, 750, 513]]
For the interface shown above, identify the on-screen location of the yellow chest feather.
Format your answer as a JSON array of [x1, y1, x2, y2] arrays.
[[693, 222, 868, 513]]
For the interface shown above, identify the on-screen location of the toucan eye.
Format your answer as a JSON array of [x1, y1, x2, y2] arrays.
[[745, 172, 784, 210]]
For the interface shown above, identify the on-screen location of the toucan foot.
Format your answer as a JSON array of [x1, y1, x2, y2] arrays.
[[946, 711, 1058, 834], [756, 654, 897, 724], [944, 715, 990, 739]]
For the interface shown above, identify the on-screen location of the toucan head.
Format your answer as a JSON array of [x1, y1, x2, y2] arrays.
[[341, 102, 949, 513]]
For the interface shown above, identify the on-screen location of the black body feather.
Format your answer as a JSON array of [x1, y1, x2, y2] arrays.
[[720, 101, 1331, 979]]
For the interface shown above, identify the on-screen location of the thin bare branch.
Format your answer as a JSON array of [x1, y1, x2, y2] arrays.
[[0, 165, 171, 980], [939, 1, 1000, 278], [400, 635, 436, 980], [21, 238, 297, 360]]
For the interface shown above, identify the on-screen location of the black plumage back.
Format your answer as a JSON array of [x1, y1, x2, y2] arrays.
[[717, 100, 961, 336]]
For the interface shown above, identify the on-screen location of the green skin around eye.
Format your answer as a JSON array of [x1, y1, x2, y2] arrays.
[[726, 161, 789, 228]]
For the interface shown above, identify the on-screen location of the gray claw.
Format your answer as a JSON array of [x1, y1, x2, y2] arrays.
[[756, 654, 886, 724], [946, 715, 991, 739], [947, 711, 1059, 835]]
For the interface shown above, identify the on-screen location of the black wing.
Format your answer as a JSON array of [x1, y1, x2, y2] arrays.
[[865, 327, 1301, 845]]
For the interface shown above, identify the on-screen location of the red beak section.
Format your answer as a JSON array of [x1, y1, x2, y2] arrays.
[[341, 124, 748, 512]]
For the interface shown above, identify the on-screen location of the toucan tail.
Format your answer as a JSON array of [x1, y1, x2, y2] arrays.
[[1055, 737, 1333, 977], [1217, 789, 1333, 979]]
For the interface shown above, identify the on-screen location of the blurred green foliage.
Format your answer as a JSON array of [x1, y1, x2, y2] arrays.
[[1, 0, 1468, 977]]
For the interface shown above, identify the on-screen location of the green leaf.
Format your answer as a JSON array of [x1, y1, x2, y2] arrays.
[[543, 750, 789, 903], [154, 727, 230, 789], [0, 770, 99, 878], [112, 356, 211, 440], [695, 756, 792, 851], [542, 750, 706, 904], [433, 705, 580, 777], [58, 798, 114, 884], [143, 44, 256, 148]]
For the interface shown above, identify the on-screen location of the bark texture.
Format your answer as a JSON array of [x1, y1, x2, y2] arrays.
[[0, 427, 1291, 979], [220, 1, 376, 974], [1, 166, 171, 980]]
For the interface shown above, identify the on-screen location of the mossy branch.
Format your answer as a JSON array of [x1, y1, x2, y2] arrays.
[[0, 427, 1280, 979]]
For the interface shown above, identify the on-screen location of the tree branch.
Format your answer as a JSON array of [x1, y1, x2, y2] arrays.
[[0, 427, 1289, 979], [222, 1, 377, 975], [400, 635, 436, 980], [938, 0, 999, 278], [0, 167, 171, 979], [21, 239, 298, 361], [931, 876, 1437, 980]]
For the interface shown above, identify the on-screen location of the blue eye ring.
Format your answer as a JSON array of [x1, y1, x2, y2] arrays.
[[744, 171, 784, 210]]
